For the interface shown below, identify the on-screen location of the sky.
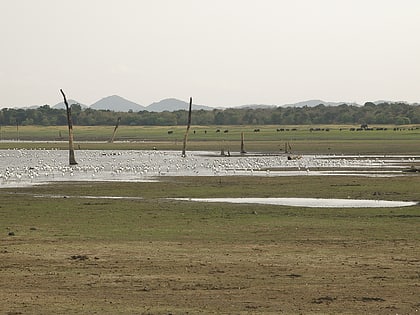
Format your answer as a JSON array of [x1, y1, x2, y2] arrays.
[[1, 0, 419, 108]]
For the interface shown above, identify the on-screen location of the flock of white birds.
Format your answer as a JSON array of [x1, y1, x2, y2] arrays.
[[0, 149, 417, 188]]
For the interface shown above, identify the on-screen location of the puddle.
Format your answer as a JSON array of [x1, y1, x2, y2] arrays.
[[173, 197, 418, 208], [33, 194, 144, 200]]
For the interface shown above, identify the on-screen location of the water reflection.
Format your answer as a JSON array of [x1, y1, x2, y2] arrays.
[[173, 197, 417, 208]]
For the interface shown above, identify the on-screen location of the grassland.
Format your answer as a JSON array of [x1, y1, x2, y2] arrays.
[[1, 124, 420, 154], [1, 176, 420, 314], [1, 125, 419, 314]]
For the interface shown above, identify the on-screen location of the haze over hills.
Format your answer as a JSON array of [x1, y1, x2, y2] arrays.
[[90, 95, 146, 112], [53, 100, 88, 109], [52, 96, 215, 112], [231, 100, 360, 110], [236, 104, 277, 109], [147, 98, 213, 112], [282, 100, 358, 107], [21, 96, 417, 112]]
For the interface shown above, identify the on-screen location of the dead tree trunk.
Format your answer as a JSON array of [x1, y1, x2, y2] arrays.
[[285, 141, 292, 154], [60, 89, 78, 165], [240, 132, 246, 154], [16, 119, 19, 141], [108, 116, 121, 143], [181, 97, 193, 157]]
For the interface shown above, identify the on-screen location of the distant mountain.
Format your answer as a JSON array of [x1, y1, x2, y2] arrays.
[[13, 97, 381, 112], [53, 99, 88, 109], [282, 100, 345, 107], [90, 95, 145, 112], [230, 100, 359, 109], [282, 99, 357, 108], [146, 98, 213, 112], [236, 104, 277, 109]]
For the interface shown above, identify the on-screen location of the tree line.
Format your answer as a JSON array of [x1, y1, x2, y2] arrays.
[[0, 102, 419, 126]]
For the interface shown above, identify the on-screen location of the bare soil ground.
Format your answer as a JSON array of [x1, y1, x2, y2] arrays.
[[2, 237, 420, 314], [1, 175, 420, 314]]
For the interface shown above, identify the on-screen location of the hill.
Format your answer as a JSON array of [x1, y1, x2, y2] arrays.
[[236, 104, 277, 109], [146, 98, 213, 112], [281, 100, 356, 108], [90, 95, 145, 112], [53, 100, 88, 109]]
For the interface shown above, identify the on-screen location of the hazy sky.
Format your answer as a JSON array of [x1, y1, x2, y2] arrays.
[[1, 0, 419, 108]]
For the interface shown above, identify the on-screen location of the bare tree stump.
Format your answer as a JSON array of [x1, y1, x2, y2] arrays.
[[240, 132, 246, 154], [181, 97, 193, 157], [60, 89, 77, 165], [108, 116, 121, 143]]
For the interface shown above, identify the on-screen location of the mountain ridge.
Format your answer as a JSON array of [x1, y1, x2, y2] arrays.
[[281, 100, 358, 107], [18, 97, 418, 112], [90, 95, 146, 111], [53, 99, 88, 109], [147, 98, 213, 112]]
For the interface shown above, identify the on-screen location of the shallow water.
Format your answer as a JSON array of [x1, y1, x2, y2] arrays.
[[173, 197, 417, 208], [0, 149, 418, 188], [32, 194, 144, 200]]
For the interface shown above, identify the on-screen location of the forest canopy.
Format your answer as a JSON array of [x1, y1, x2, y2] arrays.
[[0, 102, 419, 126]]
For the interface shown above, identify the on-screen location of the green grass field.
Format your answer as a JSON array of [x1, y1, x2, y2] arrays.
[[1, 176, 420, 314], [1, 125, 420, 313], [2, 124, 420, 141], [1, 124, 420, 154]]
